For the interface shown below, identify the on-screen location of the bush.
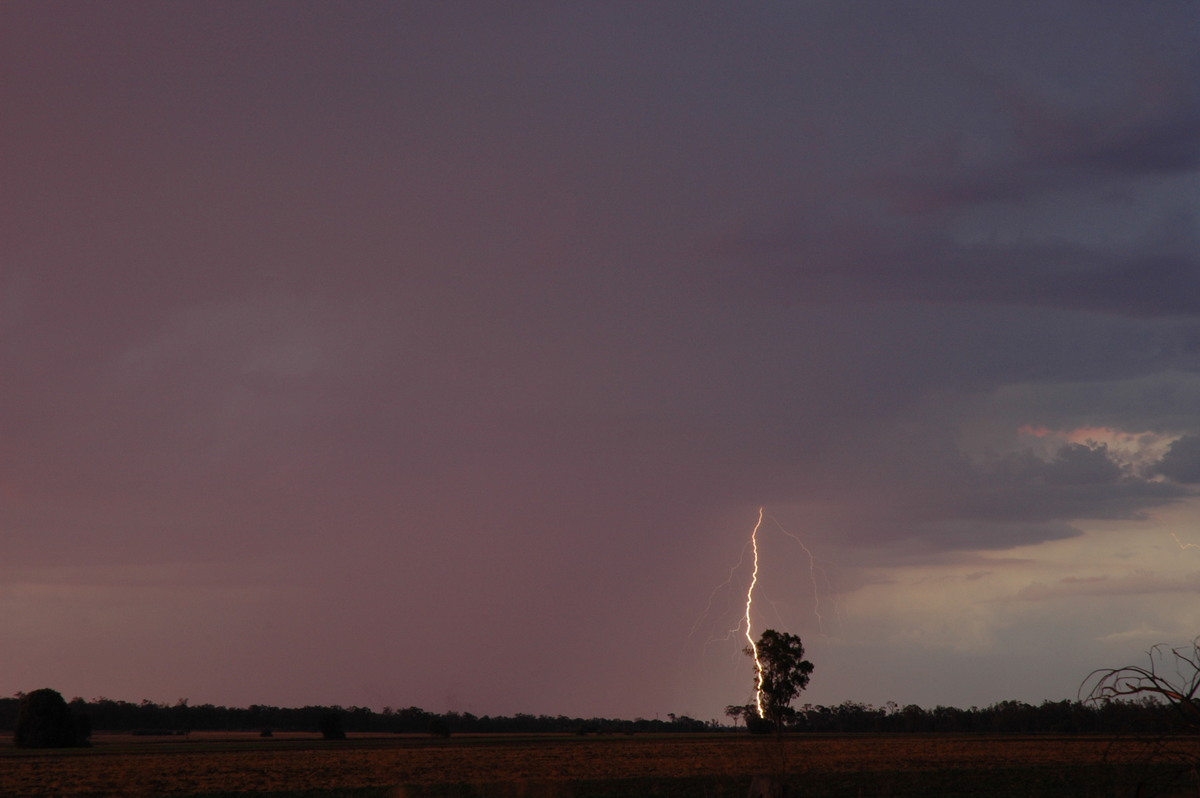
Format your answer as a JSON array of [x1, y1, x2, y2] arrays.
[[15, 689, 89, 748], [318, 711, 346, 740]]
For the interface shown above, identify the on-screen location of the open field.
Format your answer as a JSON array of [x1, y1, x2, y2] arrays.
[[3, 732, 1200, 797]]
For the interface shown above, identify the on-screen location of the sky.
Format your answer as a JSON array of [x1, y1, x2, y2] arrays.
[[3, 1, 1200, 722]]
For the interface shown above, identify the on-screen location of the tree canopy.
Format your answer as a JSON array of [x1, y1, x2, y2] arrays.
[[14, 688, 89, 748], [745, 629, 814, 735]]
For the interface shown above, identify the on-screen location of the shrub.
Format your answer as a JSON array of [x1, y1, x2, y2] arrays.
[[15, 689, 89, 748], [319, 711, 346, 740]]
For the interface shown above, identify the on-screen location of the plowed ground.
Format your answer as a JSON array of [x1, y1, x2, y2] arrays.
[[3, 733, 1200, 797]]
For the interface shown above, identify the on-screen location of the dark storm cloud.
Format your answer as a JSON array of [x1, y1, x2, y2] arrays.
[[4, 0, 1200, 716], [819, 440, 1191, 560], [1015, 67, 1200, 175], [1037, 443, 1124, 486], [713, 215, 1200, 319], [710, 44, 1200, 321], [1156, 435, 1200, 483], [971, 443, 1189, 519], [716, 128, 1200, 315], [971, 372, 1200, 437], [883, 71, 1200, 209], [1036, 92, 1200, 176]]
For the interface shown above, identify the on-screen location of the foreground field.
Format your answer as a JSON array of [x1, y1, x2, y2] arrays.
[[3, 732, 1200, 797]]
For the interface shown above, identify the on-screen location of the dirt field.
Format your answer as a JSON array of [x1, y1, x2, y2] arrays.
[[3, 732, 1199, 797]]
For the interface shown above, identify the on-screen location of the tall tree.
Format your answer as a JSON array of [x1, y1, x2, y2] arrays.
[[745, 629, 814, 736]]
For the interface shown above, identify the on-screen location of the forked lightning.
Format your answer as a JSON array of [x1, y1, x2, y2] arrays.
[[744, 507, 766, 718]]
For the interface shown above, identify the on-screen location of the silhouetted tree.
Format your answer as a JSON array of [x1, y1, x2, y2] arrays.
[[1083, 637, 1200, 731], [318, 711, 346, 740], [15, 689, 88, 748], [744, 629, 814, 736], [427, 716, 451, 738], [725, 704, 754, 729]]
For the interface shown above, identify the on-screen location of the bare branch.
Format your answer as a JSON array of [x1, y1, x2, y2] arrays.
[[1082, 637, 1200, 729]]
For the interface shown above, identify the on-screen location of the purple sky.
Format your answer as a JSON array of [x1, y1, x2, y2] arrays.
[[4, 1, 1200, 721]]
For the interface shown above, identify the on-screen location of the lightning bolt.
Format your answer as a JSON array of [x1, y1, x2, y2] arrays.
[[689, 538, 752, 640], [745, 507, 766, 718], [694, 506, 835, 719], [768, 513, 830, 636], [1173, 533, 1200, 551]]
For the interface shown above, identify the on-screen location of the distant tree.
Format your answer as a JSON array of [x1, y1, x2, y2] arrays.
[[392, 706, 431, 733], [427, 716, 451, 738], [15, 689, 89, 748], [74, 710, 92, 742], [725, 704, 754, 729], [318, 711, 346, 740], [744, 629, 814, 737], [68, 697, 92, 741]]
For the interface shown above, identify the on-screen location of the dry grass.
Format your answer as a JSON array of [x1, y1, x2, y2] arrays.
[[3, 732, 1199, 797]]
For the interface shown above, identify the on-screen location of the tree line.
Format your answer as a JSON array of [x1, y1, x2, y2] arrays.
[[730, 698, 1195, 735], [730, 629, 1198, 737], [0, 693, 714, 738], [3, 691, 1193, 741]]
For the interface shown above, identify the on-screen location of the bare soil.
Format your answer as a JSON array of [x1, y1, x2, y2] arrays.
[[2, 732, 1198, 797]]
